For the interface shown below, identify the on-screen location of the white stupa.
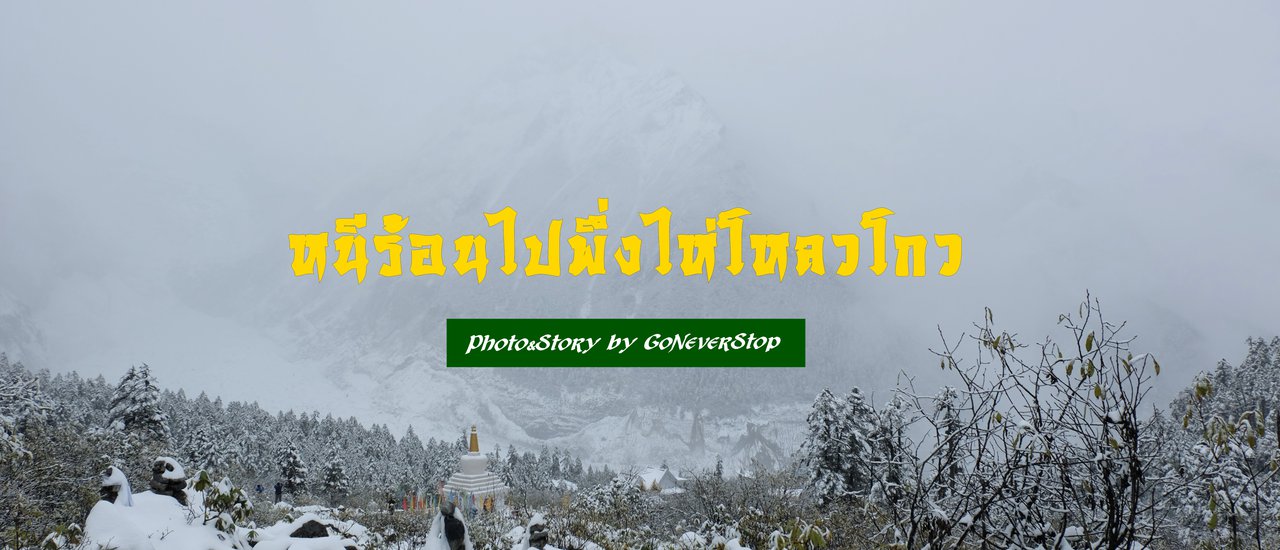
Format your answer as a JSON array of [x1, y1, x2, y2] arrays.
[[442, 425, 509, 511]]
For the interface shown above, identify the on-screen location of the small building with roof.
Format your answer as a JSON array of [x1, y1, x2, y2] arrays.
[[627, 466, 680, 492]]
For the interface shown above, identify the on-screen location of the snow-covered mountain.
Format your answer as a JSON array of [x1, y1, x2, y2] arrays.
[[0, 290, 46, 367], [184, 52, 886, 467], [5, 50, 1237, 471]]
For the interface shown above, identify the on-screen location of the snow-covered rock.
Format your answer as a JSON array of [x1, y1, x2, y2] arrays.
[[154, 457, 186, 480], [253, 512, 368, 550], [101, 466, 135, 506], [84, 492, 235, 550], [424, 505, 475, 550]]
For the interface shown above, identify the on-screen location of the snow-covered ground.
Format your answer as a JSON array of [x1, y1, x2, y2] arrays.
[[78, 488, 753, 550], [84, 491, 375, 550]]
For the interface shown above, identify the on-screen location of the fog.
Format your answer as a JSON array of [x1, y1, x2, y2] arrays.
[[2, 1, 1279, 426]]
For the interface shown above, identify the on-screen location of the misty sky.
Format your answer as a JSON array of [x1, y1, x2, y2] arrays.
[[2, 1, 1279, 412]]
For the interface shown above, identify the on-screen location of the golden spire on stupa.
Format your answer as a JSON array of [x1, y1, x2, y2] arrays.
[[469, 425, 479, 453]]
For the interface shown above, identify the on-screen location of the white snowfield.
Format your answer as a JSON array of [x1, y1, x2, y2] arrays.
[[82, 490, 372, 550], [84, 492, 239, 550], [80, 488, 751, 550], [253, 513, 370, 550]]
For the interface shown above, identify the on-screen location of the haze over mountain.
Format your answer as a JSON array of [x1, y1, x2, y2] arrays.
[[3, 1, 1279, 468]]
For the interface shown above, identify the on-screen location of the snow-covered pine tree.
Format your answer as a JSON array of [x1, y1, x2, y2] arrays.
[[276, 442, 308, 495], [455, 430, 468, 453], [871, 394, 914, 500], [321, 454, 350, 505], [107, 364, 171, 481], [424, 437, 459, 488], [511, 449, 551, 492], [398, 425, 425, 482], [538, 445, 552, 473], [108, 364, 169, 444], [932, 385, 962, 499], [182, 424, 224, 472], [799, 388, 849, 505], [528, 449, 552, 490], [501, 444, 518, 486], [0, 357, 49, 460], [367, 424, 399, 491], [842, 387, 877, 496]]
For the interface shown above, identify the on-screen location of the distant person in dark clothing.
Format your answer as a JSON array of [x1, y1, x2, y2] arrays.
[[274, 481, 283, 503]]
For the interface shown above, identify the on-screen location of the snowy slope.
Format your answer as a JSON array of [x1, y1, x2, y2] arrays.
[[215, 52, 874, 464], [5, 53, 926, 467], [0, 290, 45, 367]]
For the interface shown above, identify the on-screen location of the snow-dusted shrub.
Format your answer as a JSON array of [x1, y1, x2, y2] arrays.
[[876, 296, 1178, 549], [357, 508, 435, 548], [192, 470, 255, 535], [575, 476, 652, 528], [463, 510, 521, 550], [1, 357, 101, 549], [764, 518, 829, 550], [38, 523, 84, 550], [1174, 372, 1280, 548]]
